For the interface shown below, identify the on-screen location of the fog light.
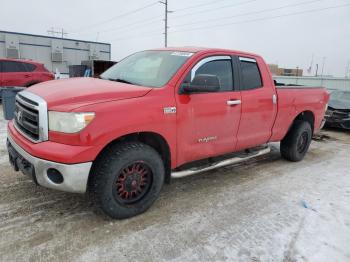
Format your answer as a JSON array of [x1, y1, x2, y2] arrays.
[[47, 168, 64, 184]]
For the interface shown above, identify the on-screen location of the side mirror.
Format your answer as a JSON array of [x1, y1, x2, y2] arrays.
[[180, 74, 220, 94]]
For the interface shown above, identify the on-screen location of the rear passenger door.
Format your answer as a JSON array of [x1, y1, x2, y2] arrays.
[[235, 56, 277, 150], [2, 61, 30, 87]]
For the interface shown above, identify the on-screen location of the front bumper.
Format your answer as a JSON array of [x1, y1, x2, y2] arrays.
[[7, 134, 92, 193], [325, 117, 350, 130]]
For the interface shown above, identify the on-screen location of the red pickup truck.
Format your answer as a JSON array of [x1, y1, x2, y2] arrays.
[[0, 58, 54, 87], [6, 47, 329, 219]]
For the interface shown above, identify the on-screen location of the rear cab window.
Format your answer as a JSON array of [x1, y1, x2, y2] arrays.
[[239, 57, 263, 90]]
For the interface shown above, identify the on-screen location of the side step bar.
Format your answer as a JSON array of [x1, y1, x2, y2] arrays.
[[171, 147, 271, 179]]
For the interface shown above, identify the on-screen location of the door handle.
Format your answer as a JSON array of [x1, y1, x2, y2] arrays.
[[227, 100, 241, 106], [272, 94, 277, 104]]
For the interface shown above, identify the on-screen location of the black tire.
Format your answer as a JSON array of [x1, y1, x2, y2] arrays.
[[280, 120, 312, 162], [89, 142, 164, 219]]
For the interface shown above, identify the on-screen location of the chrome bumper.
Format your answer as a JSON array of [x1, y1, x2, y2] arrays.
[[7, 134, 92, 193]]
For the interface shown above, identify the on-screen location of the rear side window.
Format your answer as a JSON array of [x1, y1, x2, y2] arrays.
[[2, 61, 26, 72], [239, 57, 262, 90], [23, 63, 36, 72]]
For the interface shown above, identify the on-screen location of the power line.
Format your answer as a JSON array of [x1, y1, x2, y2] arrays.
[[47, 27, 68, 38], [71, 1, 159, 33], [70, 17, 163, 36], [172, 0, 325, 28], [104, 4, 350, 41], [171, 0, 257, 19], [173, 0, 234, 12], [107, 28, 162, 42], [169, 3, 350, 33], [72, 0, 253, 37], [105, 3, 349, 42], [98, 17, 162, 34]]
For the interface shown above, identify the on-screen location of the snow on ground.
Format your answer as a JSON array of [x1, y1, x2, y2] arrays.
[[0, 105, 8, 165], [0, 103, 349, 261]]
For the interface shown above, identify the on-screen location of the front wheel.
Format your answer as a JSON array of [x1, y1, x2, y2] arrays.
[[280, 121, 312, 162], [89, 142, 165, 219]]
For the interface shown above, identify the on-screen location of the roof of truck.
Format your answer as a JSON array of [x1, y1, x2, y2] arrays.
[[151, 46, 261, 58]]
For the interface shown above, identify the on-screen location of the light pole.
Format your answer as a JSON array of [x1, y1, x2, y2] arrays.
[[321, 57, 326, 77]]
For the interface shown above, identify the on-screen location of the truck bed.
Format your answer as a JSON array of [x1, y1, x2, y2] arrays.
[[270, 86, 328, 141]]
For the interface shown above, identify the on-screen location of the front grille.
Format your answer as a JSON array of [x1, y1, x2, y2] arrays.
[[14, 97, 40, 141], [13, 91, 48, 143]]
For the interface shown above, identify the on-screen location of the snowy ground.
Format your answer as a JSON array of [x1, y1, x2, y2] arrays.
[[0, 104, 350, 262]]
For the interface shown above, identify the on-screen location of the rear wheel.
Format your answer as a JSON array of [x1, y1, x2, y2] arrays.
[[280, 121, 312, 162], [89, 142, 164, 219]]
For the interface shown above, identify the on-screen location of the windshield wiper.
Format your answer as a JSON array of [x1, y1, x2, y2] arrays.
[[108, 78, 135, 85]]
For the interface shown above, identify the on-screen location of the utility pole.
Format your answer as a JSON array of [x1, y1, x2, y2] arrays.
[[345, 61, 350, 78], [159, 0, 173, 47], [47, 27, 68, 38], [321, 57, 326, 77]]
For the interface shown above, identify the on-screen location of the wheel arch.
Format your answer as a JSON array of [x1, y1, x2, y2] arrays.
[[285, 110, 315, 138], [294, 110, 315, 132], [89, 131, 172, 185]]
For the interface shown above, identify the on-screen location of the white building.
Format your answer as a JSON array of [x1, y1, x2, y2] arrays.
[[0, 30, 111, 76]]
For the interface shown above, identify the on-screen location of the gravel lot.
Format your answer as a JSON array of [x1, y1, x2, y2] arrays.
[[0, 104, 350, 262]]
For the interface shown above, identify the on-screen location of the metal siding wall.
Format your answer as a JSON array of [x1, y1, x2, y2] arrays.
[[0, 31, 111, 75], [0, 42, 5, 57]]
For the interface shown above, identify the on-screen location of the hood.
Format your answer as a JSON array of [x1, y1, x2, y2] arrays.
[[27, 78, 152, 111], [329, 99, 350, 111]]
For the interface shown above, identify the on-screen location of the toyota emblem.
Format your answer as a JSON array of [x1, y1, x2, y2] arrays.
[[17, 110, 23, 123]]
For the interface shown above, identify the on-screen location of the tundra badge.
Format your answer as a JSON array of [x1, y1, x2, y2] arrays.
[[198, 136, 217, 143]]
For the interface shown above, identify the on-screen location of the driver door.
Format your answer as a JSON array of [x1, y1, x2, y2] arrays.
[[175, 55, 242, 166]]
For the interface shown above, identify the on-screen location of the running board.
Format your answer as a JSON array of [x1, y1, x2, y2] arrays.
[[171, 147, 271, 179]]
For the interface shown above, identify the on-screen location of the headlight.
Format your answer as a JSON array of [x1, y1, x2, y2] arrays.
[[49, 111, 95, 133]]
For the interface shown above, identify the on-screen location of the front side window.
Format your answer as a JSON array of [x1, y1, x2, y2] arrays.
[[100, 50, 194, 88], [182, 57, 234, 92], [239, 57, 262, 90], [2, 61, 26, 73]]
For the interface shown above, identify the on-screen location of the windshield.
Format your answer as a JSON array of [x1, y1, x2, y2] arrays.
[[100, 50, 194, 88]]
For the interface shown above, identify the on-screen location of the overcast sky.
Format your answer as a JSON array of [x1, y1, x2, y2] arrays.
[[1, 0, 349, 76]]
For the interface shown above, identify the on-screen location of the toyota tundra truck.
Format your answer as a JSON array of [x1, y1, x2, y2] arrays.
[[6, 47, 329, 219]]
